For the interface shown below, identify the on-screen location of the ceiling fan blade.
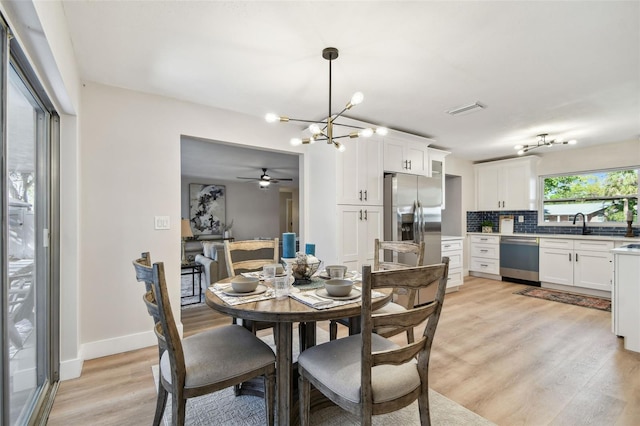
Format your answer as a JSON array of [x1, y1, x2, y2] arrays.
[[236, 177, 260, 180]]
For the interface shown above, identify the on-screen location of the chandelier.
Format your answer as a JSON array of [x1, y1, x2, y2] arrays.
[[515, 133, 577, 155], [265, 47, 388, 151]]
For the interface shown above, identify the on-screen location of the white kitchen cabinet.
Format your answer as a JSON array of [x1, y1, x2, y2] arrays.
[[475, 156, 539, 211], [611, 246, 640, 353], [441, 237, 464, 289], [336, 136, 383, 205], [383, 136, 431, 176], [337, 205, 383, 271], [469, 234, 500, 276], [539, 238, 613, 292]]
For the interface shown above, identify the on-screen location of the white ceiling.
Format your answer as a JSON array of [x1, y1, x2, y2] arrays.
[[61, 1, 639, 180]]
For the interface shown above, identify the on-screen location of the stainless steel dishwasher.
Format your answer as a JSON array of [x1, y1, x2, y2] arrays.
[[500, 236, 540, 284]]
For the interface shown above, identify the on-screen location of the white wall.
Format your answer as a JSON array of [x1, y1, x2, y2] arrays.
[[182, 176, 282, 240], [78, 82, 305, 365], [536, 139, 640, 175]]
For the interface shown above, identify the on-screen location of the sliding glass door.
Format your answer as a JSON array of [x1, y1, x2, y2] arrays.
[[1, 16, 59, 425]]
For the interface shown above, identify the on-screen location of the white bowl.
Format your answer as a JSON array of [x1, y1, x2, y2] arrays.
[[325, 264, 348, 277], [324, 279, 354, 297], [231, 276, 259, 293]]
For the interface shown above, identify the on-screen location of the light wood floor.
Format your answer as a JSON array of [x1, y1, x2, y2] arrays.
[[47, 277, 640, 425]]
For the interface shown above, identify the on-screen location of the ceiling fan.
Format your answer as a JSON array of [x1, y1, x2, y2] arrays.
[[236, 168, 293, 188]]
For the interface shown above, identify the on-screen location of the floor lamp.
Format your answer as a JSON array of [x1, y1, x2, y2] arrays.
[[181, 219, 193, 264]]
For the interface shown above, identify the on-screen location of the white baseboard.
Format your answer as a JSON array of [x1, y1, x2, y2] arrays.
[[59, 357, 84, 380], [76, 322, 183, 369]]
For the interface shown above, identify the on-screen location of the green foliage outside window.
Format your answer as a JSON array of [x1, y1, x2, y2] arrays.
[[542, 169, 638, 223]]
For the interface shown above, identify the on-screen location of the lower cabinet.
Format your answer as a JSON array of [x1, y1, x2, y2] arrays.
[[539, 238, 613, 292], [441, 238, 464, 289], [469, 234, 500, 276], [336, 205, 383, 272]]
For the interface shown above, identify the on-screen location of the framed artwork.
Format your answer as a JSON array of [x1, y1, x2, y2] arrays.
[[189, 184, 226, 236]]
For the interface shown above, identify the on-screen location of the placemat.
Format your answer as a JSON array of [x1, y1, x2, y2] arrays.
[[210, 284, 276, 306], [290, 286, 386, 310]]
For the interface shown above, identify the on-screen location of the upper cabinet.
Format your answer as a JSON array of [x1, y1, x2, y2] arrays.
[[336, 136, 383, 205], [383, 137, 429, 175], [474, 156, 539, 211], [382, 130, 438, 176]]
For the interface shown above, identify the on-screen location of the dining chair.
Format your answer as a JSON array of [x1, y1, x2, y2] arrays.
[[298, 257, 449, 426], [224, 238, 280, 333], [329, 239, 425, 341], [132, 256, 276, 426]]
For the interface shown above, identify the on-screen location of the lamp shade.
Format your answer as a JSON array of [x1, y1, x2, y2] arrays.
[[181, 219, 193, 238]]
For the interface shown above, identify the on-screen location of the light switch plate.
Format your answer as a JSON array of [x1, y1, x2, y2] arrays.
[[154, 216, 170, 230]]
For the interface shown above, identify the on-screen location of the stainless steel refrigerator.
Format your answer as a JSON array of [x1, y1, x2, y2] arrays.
[[383, 173, 442, 295]]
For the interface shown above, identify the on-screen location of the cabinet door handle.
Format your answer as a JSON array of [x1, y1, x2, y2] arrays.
[[569, 253, 572, 262], [364, 210, 368, 220], [444, 244, 451, 248], [403, 160, 408, 169], [364, 190, 368, 201], [359, 210, 363, 221], [498, 201, 501, 208], [408, 160, 412, 170], [575, 253, 579, 262], [359, 190, 363, 201], [480, 249, 488, 253]]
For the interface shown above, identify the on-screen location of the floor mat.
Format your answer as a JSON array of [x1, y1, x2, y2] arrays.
[[514, 287, 611, 312]]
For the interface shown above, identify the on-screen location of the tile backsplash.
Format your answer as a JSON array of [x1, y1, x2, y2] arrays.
[[466, 210, 636, 237]]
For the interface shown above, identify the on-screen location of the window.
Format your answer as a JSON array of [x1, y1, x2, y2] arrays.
[[540, 168, 638, 225]]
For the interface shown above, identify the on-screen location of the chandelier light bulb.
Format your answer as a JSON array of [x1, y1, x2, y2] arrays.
[[290, 138, 302, 146], [265, 113, 279, 123], [375, 127, 388, 136], [350, 92, 364, 106], [514, 145, 523, 150], [309, 123, 322, 135], [360, 128, 374, 138], [517, 149, 525, 155], [568, 139, 577, 145], [259, 180, 270, 187], [336, 142, 346, 152]]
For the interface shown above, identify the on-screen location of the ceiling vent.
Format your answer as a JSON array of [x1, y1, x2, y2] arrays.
[[446, 102, 486, 116]]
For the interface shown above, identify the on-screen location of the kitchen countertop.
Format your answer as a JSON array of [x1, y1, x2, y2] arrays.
[[611, 244, 640, 255], [467, 232, 640, 243]]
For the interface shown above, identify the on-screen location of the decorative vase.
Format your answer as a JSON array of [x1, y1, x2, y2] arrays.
[[224, 230, 231, 238], [482, 226, 493, 233]]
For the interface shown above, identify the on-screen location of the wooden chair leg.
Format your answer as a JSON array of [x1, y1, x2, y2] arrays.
[[264, 371, 275, 426], [153, 384, 169, 426], [298, 374, 311, 426], [417, 387, 431, 426], [172, 392, 187, 426], [329, 320, 337, 340]]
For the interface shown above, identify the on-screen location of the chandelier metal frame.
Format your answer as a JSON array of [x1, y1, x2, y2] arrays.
[[515, 133, 577, 155], [265, 47, 387, 151]]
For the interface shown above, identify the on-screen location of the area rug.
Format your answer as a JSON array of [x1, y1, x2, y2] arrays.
[[514, 287, 611, 312], [152, 327, 493, 425], [151, 364, 493, 425]]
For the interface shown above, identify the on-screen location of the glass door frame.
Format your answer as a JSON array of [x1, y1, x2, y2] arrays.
[[1, 14, 60, 425]]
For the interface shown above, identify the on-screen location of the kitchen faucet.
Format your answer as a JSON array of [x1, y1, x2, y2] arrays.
[[573, 212, 591, 235]]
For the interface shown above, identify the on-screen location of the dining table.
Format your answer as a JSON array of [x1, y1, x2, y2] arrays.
[[205, 274, 392, 425]]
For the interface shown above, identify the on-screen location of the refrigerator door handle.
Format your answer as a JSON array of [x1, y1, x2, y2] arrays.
[[417, 200, 423, 242], [412, 201, 420, 243]]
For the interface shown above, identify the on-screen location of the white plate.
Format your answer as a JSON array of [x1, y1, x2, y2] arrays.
[[315, 287, 361, 301], [222, 284, 267, 297]]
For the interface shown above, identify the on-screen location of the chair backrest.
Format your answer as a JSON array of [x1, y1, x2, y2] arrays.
[[360, 257, 450, 409], [132, 258, 186, 390], [224, 238, 279, 277], [373, 239, 425, 271], [373, 239, 425, 309]]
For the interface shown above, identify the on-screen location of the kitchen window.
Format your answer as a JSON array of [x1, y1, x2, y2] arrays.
[[540, 168, 639, 225]]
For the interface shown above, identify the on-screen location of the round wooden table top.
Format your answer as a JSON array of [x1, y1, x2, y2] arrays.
[[205, 277, 393, 323]]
